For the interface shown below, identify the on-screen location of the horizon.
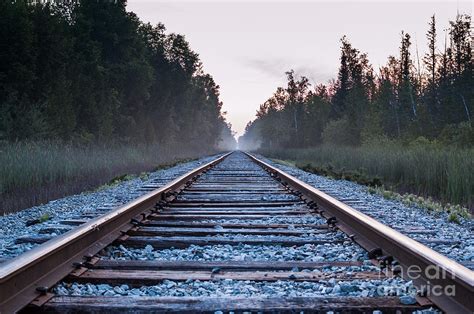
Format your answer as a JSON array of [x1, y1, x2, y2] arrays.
[[127, 0, 471, 137]]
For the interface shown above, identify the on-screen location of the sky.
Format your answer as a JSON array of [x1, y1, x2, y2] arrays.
[[126, 0, 471, 136]]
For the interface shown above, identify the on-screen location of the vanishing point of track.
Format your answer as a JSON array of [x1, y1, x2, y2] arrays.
[[0, 151, 472, 313]]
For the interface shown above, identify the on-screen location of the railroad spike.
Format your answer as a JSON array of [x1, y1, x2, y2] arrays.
[[368, 248, 383, 259], [379, 255, 394, 268], [326, 217, 337, 226], [36, 286, 49, 295], [83, 254, 93, 261]]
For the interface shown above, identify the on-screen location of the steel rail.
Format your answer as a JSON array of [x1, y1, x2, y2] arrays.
[[0, 152, 231, 314], [245, 152, 474, 314]]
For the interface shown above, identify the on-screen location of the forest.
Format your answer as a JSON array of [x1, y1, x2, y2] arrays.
[[0, 0, 234, 148], [239, 14, 473, 210], [240, 14, 472, 149], [0, 0, 235, 213]]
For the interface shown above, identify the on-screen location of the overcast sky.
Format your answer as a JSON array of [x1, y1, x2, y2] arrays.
[[127, 0, 471, 136]]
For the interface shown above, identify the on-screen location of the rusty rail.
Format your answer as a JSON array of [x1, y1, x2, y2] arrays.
[[245, 152, 474, 314], [0, 153, 231, 313]]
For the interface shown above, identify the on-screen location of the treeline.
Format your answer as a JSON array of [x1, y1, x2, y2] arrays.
[[239, 14, 472, 149], [0, 0, 235, 150]]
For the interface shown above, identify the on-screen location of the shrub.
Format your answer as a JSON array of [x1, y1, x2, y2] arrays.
[[322, 118, 356, 146], [259, 143, 474, 209], [0, 141, 211, 214], [439, 122, 474, 147]]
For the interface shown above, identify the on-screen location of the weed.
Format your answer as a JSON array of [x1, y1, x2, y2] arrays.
[[0, 141, 210, 214], [39, 213, 50, 223], [448, 212, 460, 224], [139, 172, 149, 181], [293, 162, 383, 187], [108, 174, 135, 186], [365, 186, 470, 223], [260, 144, 474, 210]]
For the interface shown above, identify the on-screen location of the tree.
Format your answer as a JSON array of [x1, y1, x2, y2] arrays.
[[397, 31, 419, 135], [449, 14, 472, 123], [242, 13, 472, 149], [0, 0, 232, 152]]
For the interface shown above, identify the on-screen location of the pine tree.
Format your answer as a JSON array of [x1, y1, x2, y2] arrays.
[[424, 15, 437, 88], [397, 31, 419, 135], [421, 15, 438, 135], [449, 14, 472, 123]]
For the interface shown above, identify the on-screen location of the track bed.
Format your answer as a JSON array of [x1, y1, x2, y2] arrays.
[[1, 152, 471, 313]]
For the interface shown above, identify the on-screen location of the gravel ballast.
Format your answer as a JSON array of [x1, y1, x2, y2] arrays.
[[3, 151, 448, 312], [258, 155, 474, 269], [55, 277, 416, 298], [103, 242, 368, 262], [0, 154, 223, 260]]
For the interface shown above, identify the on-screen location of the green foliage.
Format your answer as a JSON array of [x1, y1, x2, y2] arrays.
[[152, 159, 193, 172], [438, 122, 474, 147], [241, 13, 472, 216], [321, 118, 355, 146], [260, 144, 474, 209], [139, 172, 150, 181], [240, 14, 472, 150], [39, 213, 50, 223], [366, 186, 471, 222], [0, 141, 208, 214], [0, 0, 235, 149], [108, 174, 136, 186], [297, 163, 382, 187], [448, 212, 461, 224]]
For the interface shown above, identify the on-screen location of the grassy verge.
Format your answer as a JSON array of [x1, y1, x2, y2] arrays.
[[94, 159, 194, 192], [259, 144, 474, 213], [365, 186, 470, 223], [0, 141, 212, 215]]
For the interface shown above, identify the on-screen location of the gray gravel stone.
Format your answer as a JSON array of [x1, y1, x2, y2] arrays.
[[0, 154, 223, 261], [258, 155, 474, 269], [103, 242, 368, 262], [399, 295, 417, 305], [54, 277, 416, 298]]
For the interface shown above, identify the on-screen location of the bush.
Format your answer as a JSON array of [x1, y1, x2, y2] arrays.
[[259, 143, 474, 209], [439, 122, 474, 147], [322, 118, 356, 145], [408, 136, 441, 149], [0, 141, 213, 214]]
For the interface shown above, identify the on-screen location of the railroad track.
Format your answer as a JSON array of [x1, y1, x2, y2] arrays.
[[0, 151, 472, 313]]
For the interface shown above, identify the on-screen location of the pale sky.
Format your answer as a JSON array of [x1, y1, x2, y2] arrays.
[[127, 0, 471, 136]]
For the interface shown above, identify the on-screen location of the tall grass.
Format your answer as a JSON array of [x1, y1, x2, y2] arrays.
[[0, 141, 213, 214], [259, 144, 474, 209]]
